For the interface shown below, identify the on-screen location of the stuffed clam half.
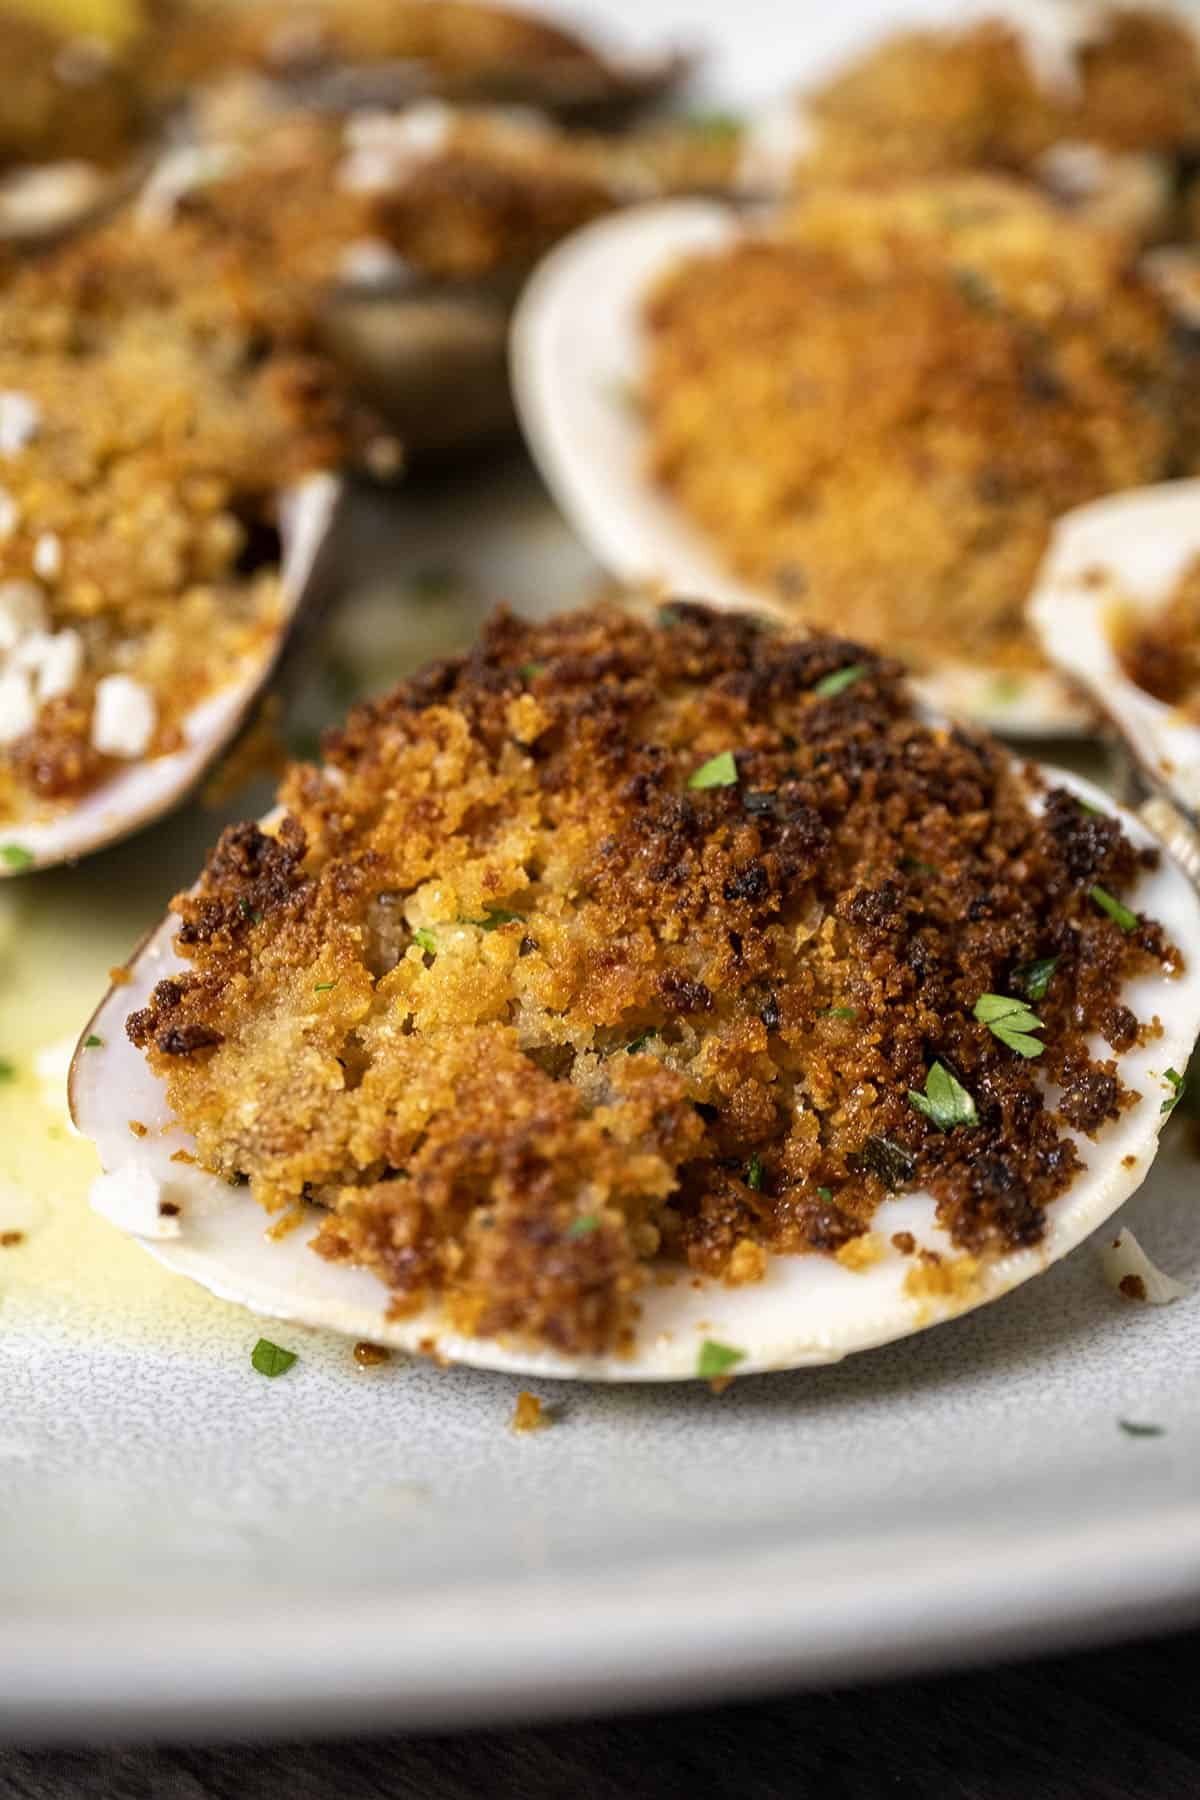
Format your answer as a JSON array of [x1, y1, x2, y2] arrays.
[[71, 602, 1200, 1380], [1031, 480, 1200, 829], [511, 174, 1200, 738]]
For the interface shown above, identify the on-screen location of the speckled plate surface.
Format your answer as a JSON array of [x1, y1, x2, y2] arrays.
[[3, 0, 1200, 1744]]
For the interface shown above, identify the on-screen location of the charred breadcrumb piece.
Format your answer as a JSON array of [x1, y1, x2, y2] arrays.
[[129, 602, 1177, 1355], [642, 176, 1198, 682]]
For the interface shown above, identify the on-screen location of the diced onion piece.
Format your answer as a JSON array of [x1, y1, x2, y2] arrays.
[[91, 675, 157, 758], [1100, 1227, 1187, 1305]]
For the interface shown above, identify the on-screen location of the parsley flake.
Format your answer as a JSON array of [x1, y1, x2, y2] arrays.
[[1012, 954, 1059, 1002], [697, 1339, 744, 1380], [1161, 1068, 1186, 1114], [251, 1338, 297, 1378], [1119, 1418, 1165, 1438], [688, 750, 738, 790], [745, 1152, 764, 1191], [684, 110, 743, 142], [464, 909, 520, 932], [625, 1032, 652, 1056], [857, 1136, 915, 1189], [567, 1214, 599, 1240], [1090, 884, 1137, 933], [821, 1005, 857, 1020], [908, 1062, 979, 1131], [816, 1185, 833, 1202], [413, 928, 438, 955], [313, 980, 338, 993], [974, 993, 1045, 1058], [899, 856, 938, 877], [237, 898, 263, 924], [0, 1058, 14, 1081], [0, 844, 33, 870], [813, 663, 866, 699], [83, 1034, 102, 1049], [518, 661, 546, 680]]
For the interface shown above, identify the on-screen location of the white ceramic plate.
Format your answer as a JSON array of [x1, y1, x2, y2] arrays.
[[3, 0, 1200, 1743]]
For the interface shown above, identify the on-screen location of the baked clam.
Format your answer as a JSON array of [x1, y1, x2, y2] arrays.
[[1030, 479, 1200, 825], [511, 175, 1200, 737], [70, 601, 1200, 1380]]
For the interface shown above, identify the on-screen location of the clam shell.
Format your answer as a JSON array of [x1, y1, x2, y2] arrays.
[[508, 197, 1099, 739], [69, 765, 1200, 1380], [0, 473, 343, 876], [1029, 480, 1200, 817]]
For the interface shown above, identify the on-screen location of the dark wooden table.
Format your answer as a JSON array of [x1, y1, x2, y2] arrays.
[[1, 1624, 1193, 1798]]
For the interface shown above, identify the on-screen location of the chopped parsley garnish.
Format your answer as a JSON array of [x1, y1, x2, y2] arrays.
[[625, 1032, 652, 1055], [821, 1006, 857, 1020], [1090, 884, 1137, 933], [410, 565, 459, 600], [697, 1339, 745, 1380], [518, 661, 546, 680], [1012, 954, 1059, 1002], [251, 1338, 298, 1378], [83, 1034, 102, 1049], [1161, 1068, 1186, 1115], [1118, 1418, 1164, 1438], [237, 897, 263, 924], [858, 1135, 915, 1189], [413, 927, 438, 955], [0, 844, 33, 870], [313, 980, 338, 993], [816, 1185, 833, 1202], [464, 909, 520, 931], [1076, 795, 1104, 817], [0, 1058, 15, 1081], [973, 993, 1045, 1058], [813, 663, 866, 699], [684, 110, 743, 141], [908, 1062, 979, 1131], [688, 750, 739, 790], [899, 856, 938, 877], [745, 1152, 764, 1191], [567, 1214, 599, 1240], [953, 266, 998, 311]]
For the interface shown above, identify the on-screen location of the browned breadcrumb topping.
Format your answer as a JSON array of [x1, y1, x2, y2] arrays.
[[1118, 1271, 1148, 1300], [152, 0, 662, 114], [805, 11, 1200, 186], [0, 122, 383, 821], [0, 1229, 24, 1249], [366, 109, 742, 283], [0, 15, 148, 172], [353, 1339, 391, 1366], [511, 1390, 548, 1431], [643, 176, 1197, 681], [1117, 554, 1200, 714], [124, 603, 1179, 1357]]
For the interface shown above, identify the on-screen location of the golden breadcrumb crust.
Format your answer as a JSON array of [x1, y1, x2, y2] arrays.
[[0, 123, 380, 817], [128, 603, 1175, 1357], [642, 175, 1195, 681], [805, 11, 1200, 184]]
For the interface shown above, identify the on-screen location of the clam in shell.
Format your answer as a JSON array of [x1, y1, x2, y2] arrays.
[[70, 763, 1200, 1381]]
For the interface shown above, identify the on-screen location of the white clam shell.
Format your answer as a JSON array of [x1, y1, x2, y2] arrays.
[[69, 765, 1200, 1381], [1030, 480, 1200, 817], [509, 198, 1097, 739], [0, 472, 342, 875]]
